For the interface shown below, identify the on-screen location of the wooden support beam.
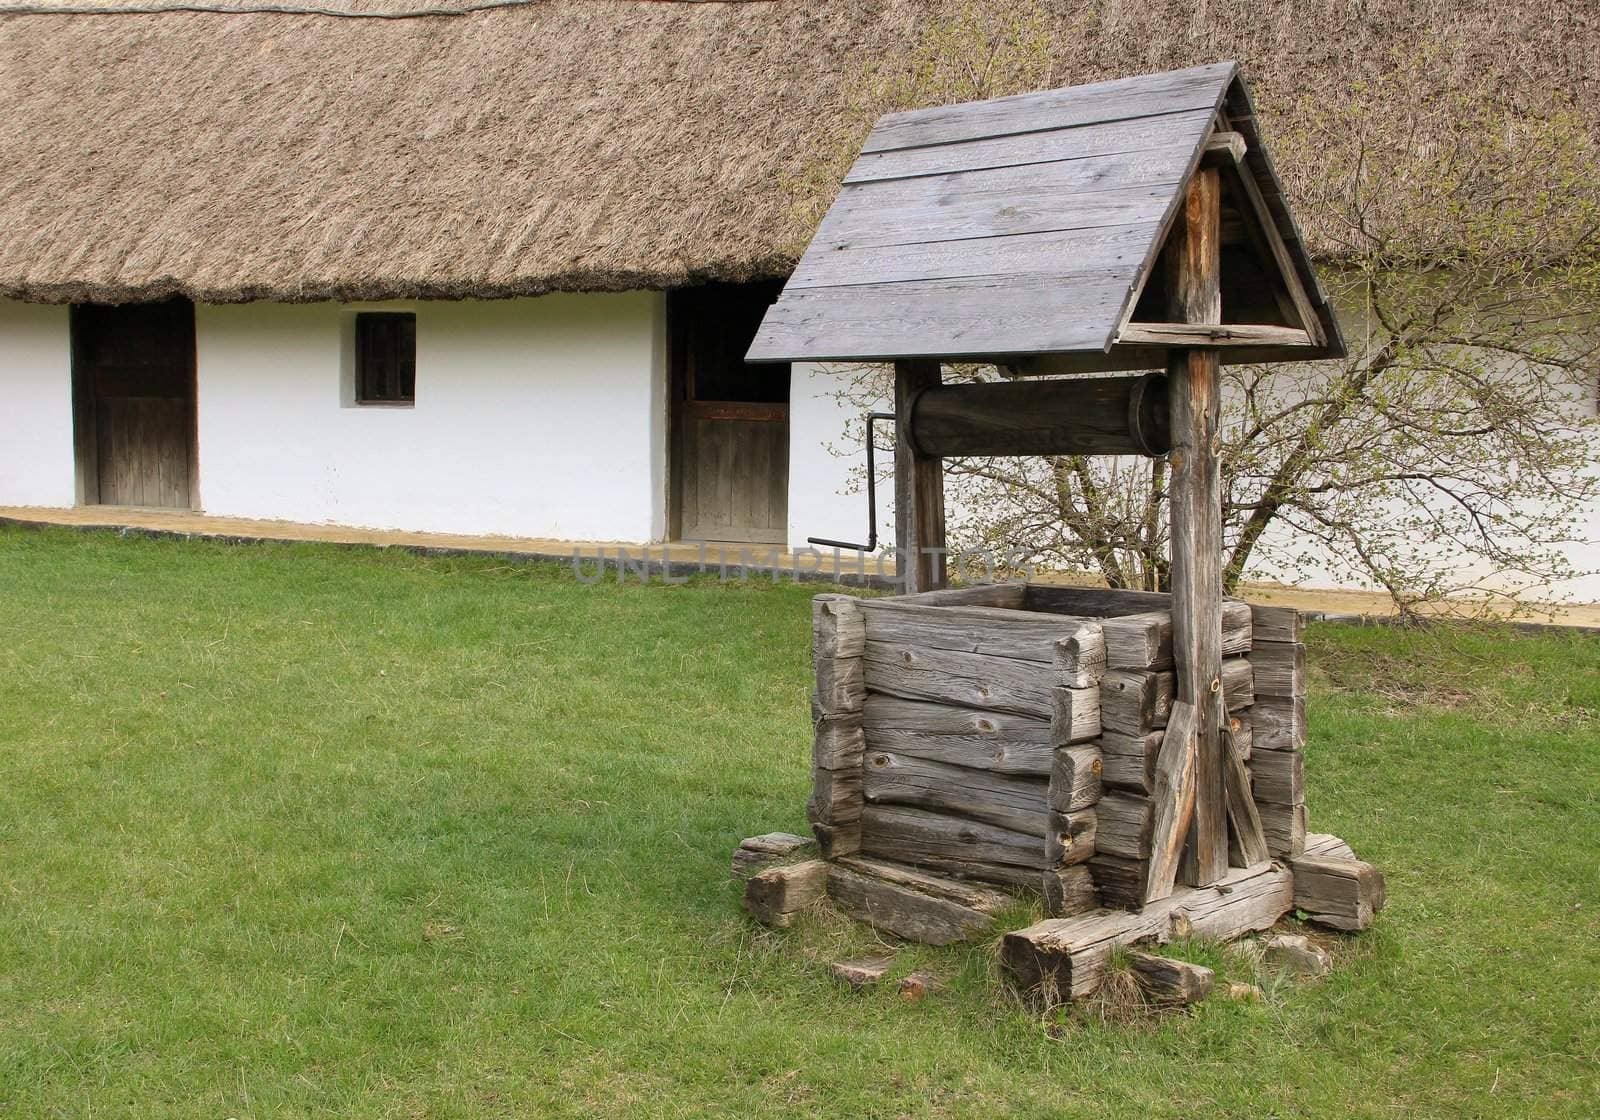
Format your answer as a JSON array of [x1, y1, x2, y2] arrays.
[[1116, 323, 1313, 348], [894, 359, 946, 593], [1203, 130, 1247, 164], [905, 373, 1169, 458], [1162, 165, 1230, 889]]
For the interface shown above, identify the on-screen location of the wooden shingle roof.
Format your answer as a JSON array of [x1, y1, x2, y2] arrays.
[[749, 63, 1344, 369]]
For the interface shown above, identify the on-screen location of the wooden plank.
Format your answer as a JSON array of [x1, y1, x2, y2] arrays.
[[748, 272, 1129, 363], [1003, 860, 1293, 1001], [1046, 808, 1097, 867], [1100, 611, 1171, 670], [1203, 130, 1247, 163], [1289, 854, 1386, 931], [813, 594, 866, 659], [1117, 323, 1313, 347], [859, 804, 1048, 871], [1050, 686, 1102, 745], [895, 359, 945, 592], [1094, 791, 1152, 860], [731, 833, 813, 880], [1303, 833, 1356, 860], [1098, 729, 1163, 793], [1223, 725, 1270, 867], [1165, 165, 1229, 887], [1127, 950, 1216, 1004], [789, 222, 1159, 293], [808, 765, 862, 828], [1250, 639, 1306, 698], [883, 584, 1025, 609], [862, 749, 1050, 836], [1042, 864, 1099, 918], [813, 659, 865, 716], [856, 598, 1106, 672], [1048, 746, 1103, 812], [810, 819, 861, 861], [862, 62, 1233, 153], [1248, 747, 1304, 806], [862, 641, 1065, 718], [906, 374, 1169, 459], [862, 695, 1054, 775], [1258, 801, 1307, 859], [1088, 853, 1148, 912], [1099, 669, 1169, 735], [1251, 694, 1307, 752], [1142, 700, 1198, 901], [1222, 656, 1255, 712], [744, 859, 829, 928], [1250, 603, 1305, 643], [812, 708, 864, 771], [827, 861, 1005, 946]]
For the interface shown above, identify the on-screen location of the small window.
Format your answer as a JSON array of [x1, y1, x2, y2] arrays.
[[355, 312, 415, 405]]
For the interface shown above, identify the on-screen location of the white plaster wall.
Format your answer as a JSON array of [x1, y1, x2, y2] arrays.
[[0, 300, 74, 508], [196, 293, 667, 541]]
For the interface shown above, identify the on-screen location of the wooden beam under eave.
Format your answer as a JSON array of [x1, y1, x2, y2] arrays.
[[1116, 323, 1314, 348]]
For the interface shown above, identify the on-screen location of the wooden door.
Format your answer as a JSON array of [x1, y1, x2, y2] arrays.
[[71, 299, 197, 509], [672, 283, 790, 545]]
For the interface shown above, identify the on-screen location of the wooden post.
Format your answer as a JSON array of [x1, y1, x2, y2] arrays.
[[894, 359, 946, 593], [1165, 166, 1229, 887]]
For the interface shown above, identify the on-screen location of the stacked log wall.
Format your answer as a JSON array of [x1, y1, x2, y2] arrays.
[[1247, 604, 1309, 858]]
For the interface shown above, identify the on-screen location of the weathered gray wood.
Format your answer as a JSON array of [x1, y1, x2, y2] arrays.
[[1046, 808, 1097, 868], [1203, 129, 1247, 163], [862, 749, 1050, 836], [1117, 323, 1312, 347], [856, 599, 1106, 680], [1222, 656, 1255, 712], [1258, 801, 1307, 858], [1003, 860, 1293, 1001], [813, 708, 865, 771], [1099, 611, 1172, 670], [862, 695, 1053, 775], [859, 804, 1048, 871], [907, 375, 1170, 459], [731, 832, 813, 880], [1250, 603, 1305, 643], [863, 641, 1069, 718], [1099, 669, 1170, 735], [883, 584, 1025, 609], [1043, 863, 1099, 917], [1088, 853, 1148, 912], [1251, 694, 1307, 752], [831, 956, 895, 988], [1223, 725, 1271, 867], [1094, 791, 1152, 861], [1099, 729, 1164, 793], [1166, 163, 1229, 887], [813, 594, 866, 660], [1220, 600, 1254, 655], [1303, 832, 1356, 860], [895, 359, 946, 593], [750, 272, 1129, 363], [1127, 950, 1216, 1004], [862, 62, 1233, 154], [1250, 639, 1306, 698], [1248, 747, 1304, 806], [809, 819, 861, 860], [744, 859, 829, 928], [1048, 746, 1103, 812], [1289, 854, 1386, 932], [814, 663, 865, 717], [828, 859, 1007, 946], [789, 222, 1160, 294], [808, 766, 863, 827], [1142, 700, 1199, 901], [1228, 713, 1254, 759], [1050, 686, 1102, 744]]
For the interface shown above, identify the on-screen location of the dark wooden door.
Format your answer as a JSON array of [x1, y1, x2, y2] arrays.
[[72, 299, 196, 509], [672, 283, 790, 545]]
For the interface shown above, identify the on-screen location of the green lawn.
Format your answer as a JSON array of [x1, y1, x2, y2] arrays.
[[0, 526, 1595, 1118]]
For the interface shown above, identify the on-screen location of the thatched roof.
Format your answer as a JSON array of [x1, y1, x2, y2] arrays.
[[0, 0, 1594, 305]]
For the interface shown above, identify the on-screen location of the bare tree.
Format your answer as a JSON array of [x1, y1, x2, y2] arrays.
[[810, 6, 1600, 614]]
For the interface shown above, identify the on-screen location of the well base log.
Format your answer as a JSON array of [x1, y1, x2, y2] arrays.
[[744, 859, 830, 928], [1127, 950, 1215, 1005], [731, 832, 813, 880], [1290, 853, 1386, 931], [828, 857, 1009, 946], [1003, 860, 1293, 1001]]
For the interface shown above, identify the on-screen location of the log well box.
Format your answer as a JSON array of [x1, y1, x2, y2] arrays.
[[810, 584, 1294, 915]]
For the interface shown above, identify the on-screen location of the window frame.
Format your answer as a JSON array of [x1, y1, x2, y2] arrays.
[[353, 311, 417, 407]]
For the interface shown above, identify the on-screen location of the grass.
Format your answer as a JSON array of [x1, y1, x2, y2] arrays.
[[0, 525, 1596, 1118]]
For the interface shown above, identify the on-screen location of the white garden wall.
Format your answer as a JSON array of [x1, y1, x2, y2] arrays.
[[0, 300, 74, 508], [196, 293, 668, 541]]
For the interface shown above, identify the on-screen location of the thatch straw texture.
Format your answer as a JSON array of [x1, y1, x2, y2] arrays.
[[0, 0, 1594, 304]]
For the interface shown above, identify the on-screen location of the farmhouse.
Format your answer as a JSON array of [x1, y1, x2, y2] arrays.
[[0, 0, 1595, 591]]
